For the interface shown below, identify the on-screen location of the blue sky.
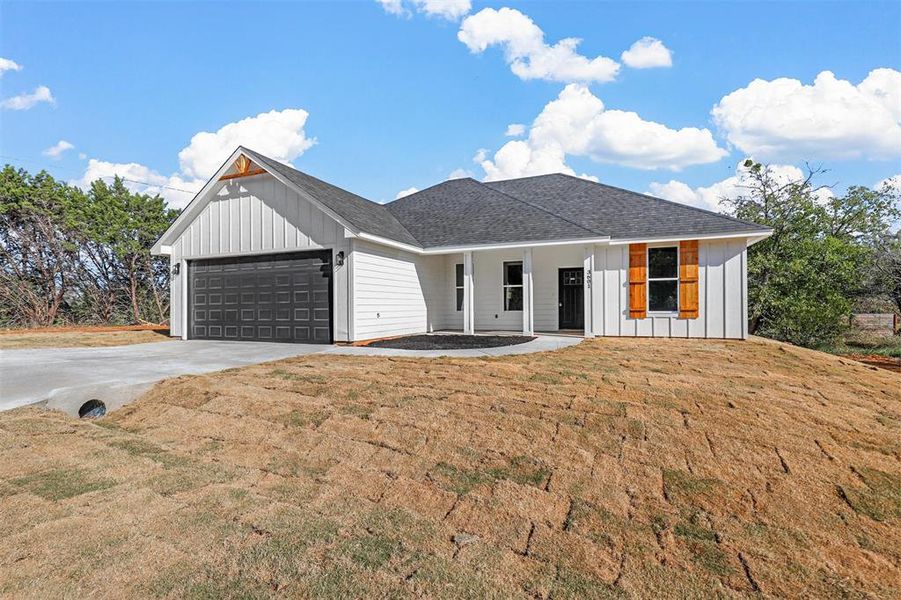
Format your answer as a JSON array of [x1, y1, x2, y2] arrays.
[[1, 0, 899, 210]]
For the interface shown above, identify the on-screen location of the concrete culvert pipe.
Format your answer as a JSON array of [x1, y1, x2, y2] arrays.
[[78, 399, 106, 419]]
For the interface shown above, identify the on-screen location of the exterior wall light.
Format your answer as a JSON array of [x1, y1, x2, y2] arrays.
[[172, 263, 180, 275], [336, 251, 345, 266]]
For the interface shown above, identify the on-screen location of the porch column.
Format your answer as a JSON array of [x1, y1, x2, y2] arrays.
[[463, 250, 474, 334], [583, 246, 595, 338], [522, 247, 534, 335]]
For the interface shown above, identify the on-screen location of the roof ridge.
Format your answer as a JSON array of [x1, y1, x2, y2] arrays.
[[554, 173, 771, 231], [384, 177, 480, 208], [483, 178, 606, 237], [385, 180, 488, 232], [388, 178, 583, 238]]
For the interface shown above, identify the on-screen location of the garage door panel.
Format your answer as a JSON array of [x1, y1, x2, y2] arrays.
[[189, 250, 332, 344]]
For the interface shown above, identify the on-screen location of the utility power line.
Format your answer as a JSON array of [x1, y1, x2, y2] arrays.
[[0, 154, 201, 195]]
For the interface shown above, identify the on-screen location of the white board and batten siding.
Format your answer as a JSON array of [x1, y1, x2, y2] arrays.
[[351, 239, 445, 340], [592, 238, 748, 339], [429, 240, 747, 338], [168, 174, 352, 340]]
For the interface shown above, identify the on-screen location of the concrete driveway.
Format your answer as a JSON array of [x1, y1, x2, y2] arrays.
[[0, 340, 328, 413], [1, 334, 581, 415]]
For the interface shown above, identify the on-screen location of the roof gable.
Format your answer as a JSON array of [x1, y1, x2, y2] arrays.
[[241, 149, 419, 247]]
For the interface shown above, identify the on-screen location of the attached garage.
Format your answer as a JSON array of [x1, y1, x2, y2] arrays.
[[189, 250, 333, 343]]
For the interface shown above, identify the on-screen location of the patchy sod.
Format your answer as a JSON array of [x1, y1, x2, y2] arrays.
[[0, 336, 898, 598], [0, 328, 170, 349]]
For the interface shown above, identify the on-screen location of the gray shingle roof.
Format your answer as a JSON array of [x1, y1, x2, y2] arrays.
[[242, 148, 419, 247], [245, 148, 768, 250], [484, 173, 768, 240], [385, 178, 601, 247]]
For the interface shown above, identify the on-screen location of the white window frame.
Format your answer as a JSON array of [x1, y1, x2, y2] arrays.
[[647, 244, 679, 315], [455, 263, 464, 312], [502, 261, 523, 312]]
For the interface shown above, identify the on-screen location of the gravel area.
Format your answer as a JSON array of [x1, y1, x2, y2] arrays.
[[366, 334, 535, 350]]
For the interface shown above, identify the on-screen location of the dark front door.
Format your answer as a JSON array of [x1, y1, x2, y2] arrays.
[[558, 268, 584, 330], [189, 250, 333, 343]]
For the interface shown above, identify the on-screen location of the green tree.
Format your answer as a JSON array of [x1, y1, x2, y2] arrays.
[[1, 166, 178, 328], [0, 166, 83, 326], [74, 177, 178, 323], [724, 161, 899, 347]]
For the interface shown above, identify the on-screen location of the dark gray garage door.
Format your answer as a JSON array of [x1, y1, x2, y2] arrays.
[[189, 250, 332, 343]]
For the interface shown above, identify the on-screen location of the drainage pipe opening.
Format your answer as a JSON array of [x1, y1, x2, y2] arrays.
[[78, 399, 106, 419]]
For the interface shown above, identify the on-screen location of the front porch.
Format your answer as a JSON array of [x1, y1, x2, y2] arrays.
[[439, 244, 597, 338]]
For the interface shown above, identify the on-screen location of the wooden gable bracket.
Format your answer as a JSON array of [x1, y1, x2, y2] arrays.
[[219, 154, 267, 181]]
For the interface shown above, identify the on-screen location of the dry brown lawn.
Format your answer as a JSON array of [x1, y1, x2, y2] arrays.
[[0, 337, 898, 599], [0, 329, 170, 349]]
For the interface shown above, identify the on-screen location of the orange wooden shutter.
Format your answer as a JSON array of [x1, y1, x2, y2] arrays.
[[679, 240, 699, 319], [628, 243, 647, 319]]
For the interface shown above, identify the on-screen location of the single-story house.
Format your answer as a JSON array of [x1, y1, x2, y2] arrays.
[[151, 147, 772, 343]]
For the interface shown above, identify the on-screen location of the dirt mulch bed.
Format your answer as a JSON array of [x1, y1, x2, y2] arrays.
[[0, 337, 898, 598], [366, 334, 535, 350], [845, 353, 901, 372]]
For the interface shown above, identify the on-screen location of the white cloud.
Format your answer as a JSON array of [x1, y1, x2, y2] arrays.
[[875, 174, 900, 191], [74, 159, 169, 192], [0, 57, 23, 77], [504, 123, 526, 137], [73, 108, 315, 210], [376, 0, 407, 17], [42, 140, 75, 159], [477, 83, 726, 180], [71, 159, 205, 209], [621, 37, 672, 69], [648, 161, 834, 212], [476, 139, 600, 182], [1, 85, 54, 110], [414, 0, 470, 20], [177, 109, 315, 180], [647, 180, 709, 209], [377, 0, 470, 20], [447, 168, 471, 179], [395, 186, 419, 199], [712, 68, 901, 161], [458, 7, 620, 83], [78, 152, 87, 160]]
